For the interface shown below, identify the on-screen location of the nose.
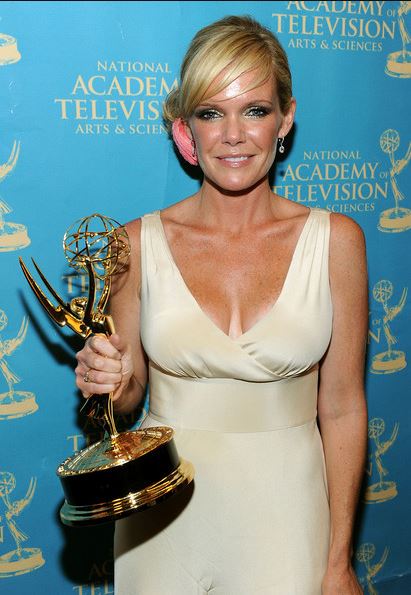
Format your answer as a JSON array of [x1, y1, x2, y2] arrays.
[[222, 114, 245, 145]]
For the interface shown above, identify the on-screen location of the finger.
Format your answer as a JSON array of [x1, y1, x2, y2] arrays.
[[109, 333, 126, 353], [77, 336, 122, 372], [76, 363, 122, 387], [88, 335, 122, 360], [76, 373, 121, 396], [86, 368, 123, 387], [85, 352, 122, 374], [76, 350, 122, 374]]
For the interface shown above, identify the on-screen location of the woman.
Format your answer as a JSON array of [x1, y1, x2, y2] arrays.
[[76, 16, 367, 594]]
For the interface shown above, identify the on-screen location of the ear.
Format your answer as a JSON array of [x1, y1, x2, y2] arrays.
[[278, 98, 296, 138], [183, 120, 193, 141], [171, 118, 198, 165]]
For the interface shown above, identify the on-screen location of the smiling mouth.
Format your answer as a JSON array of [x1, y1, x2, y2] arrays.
[[219, 156, 251, 163]]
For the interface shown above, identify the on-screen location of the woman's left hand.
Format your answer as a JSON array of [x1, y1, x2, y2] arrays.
[[322, 565, 363, 594]]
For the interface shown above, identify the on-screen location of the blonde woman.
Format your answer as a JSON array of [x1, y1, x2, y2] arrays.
[[76, 16, 367, 594]]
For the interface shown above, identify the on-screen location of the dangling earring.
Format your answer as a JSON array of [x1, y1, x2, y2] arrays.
[[278, 137, 285, 154], [191, 139, 197, 160]]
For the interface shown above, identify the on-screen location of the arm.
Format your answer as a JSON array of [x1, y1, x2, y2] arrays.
[[75, 217, 148, 414], [318, 214, 368, 592]]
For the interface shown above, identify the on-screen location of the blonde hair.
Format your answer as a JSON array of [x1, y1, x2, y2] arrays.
[[163, 15, 293, 129]]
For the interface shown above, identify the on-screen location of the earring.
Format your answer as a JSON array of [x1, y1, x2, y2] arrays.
[[278, 137, 285, 154], [191, 139, 197, 160]]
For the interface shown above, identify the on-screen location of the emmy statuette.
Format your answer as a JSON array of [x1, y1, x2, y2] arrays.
[[378, 129, 411, 233], [370, 279, 407, 374], [385, 1, 411, 78], [19, 214, 194, 526], [364, 418, 399, 503]]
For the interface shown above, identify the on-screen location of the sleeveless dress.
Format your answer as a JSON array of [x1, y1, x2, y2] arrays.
[[115, 207, 333, 595]]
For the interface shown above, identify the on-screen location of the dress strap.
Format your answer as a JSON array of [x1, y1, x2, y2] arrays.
[[284, 209, 331, 308], [141, 210, 167, 287]]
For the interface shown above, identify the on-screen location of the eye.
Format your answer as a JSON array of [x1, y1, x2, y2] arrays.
[[194, 109, 222, 121], [245, 106, 272, 118]]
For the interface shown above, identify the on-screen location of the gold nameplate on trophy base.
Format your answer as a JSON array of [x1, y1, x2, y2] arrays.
[[20, 214, 194, 526]]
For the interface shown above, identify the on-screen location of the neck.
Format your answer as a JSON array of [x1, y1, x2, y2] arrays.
[[196, 177, 276, 233]]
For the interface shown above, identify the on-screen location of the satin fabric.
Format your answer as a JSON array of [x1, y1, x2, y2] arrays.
[[115, 207, 333, 594]]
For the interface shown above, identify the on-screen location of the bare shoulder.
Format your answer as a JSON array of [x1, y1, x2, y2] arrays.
[[111, 216, 142, 298], [125, 217, 142, 269], [328, 212, 367, 289], [329, 212, 366, 260], [125, 216, 142, 249]]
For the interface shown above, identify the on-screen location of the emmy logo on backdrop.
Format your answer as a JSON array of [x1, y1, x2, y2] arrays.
[[0, 473, 45, 577], [385, 1, 411, 78], [378, 129, 411, 233], [364, 418, 399, 503], [0, 34, 21, 66], [0, 308, 38, 420], [0, 140, 30, 251], [356, 543, 389, 595], [370, 280, 407, 374]]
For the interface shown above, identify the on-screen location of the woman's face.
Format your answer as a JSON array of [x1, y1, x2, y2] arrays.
[[187, 70, 294, 193]]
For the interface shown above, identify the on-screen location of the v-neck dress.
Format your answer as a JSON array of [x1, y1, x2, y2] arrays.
[[114, 208, 333, 595]]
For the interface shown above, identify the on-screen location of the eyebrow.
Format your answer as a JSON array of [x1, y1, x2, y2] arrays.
[[195, 99, 275, 108]]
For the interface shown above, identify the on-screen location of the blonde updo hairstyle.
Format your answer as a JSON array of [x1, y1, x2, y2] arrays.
[[163, 15, 293, 129]]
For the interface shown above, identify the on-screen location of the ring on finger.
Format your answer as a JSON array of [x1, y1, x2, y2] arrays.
[[84, 369, 92, 383]]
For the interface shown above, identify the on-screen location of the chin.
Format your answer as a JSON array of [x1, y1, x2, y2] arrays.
[[207, 173, 267, 194]]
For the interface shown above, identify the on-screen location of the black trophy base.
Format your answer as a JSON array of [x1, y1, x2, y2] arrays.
[[56, 427, 194, 527]]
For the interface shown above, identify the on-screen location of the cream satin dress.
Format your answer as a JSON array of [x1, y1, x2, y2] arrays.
[[115, 207, 333, 594]]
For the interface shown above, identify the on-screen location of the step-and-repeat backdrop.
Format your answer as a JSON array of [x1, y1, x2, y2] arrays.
[[0, 2, 409, 593]]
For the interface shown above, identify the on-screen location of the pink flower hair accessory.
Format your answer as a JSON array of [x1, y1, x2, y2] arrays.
[[172, 118, 198, 165]]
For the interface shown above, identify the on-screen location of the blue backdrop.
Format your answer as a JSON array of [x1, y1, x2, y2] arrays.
[[0, 2, 410, 593]]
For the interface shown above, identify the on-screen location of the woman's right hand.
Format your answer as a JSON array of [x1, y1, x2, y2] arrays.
[[75, 333, 134, 403]]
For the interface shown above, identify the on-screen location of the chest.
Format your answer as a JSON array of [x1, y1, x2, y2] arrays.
[[141, 211, 332, 377], [166, 226, 300, 309]]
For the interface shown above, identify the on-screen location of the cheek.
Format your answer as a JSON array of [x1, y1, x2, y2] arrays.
[[249, 128, 278, 155], [194, 127, 219, 151]]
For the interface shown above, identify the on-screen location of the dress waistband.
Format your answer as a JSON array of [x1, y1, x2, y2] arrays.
[[148, 364, 318, 433]]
